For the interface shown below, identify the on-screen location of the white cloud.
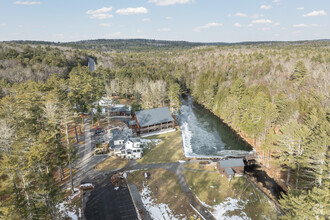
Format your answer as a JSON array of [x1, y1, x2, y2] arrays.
[[260, 5, 272, 10], [193, 22, 222, 32], [157, 27, 171, 32], [273, 22, 280, 26], [303, 10, 327, 17], [310, 24, 320, 27], [13, 1, 41, 5], [142, 18, 150, 21], [297, 7, 304, 10], [148, 0, 192, 6], [107, 32, 121, 37], [166, 16, 173, 20], [99, 23, 112, 27], [293, 30, 301, 34], [234, 12, 247, 17], [251, 14, 264, 19], [252, 19, 272, 24], [248, 24, 253, 27], [86, 7, 113, 19], [273, 0, 280, 3], [0, 23, 6, 27], [116, 7, 148, 15], [259, 27, 270, 31], [293, 24, 307, 28], [234, 22, 241, 27], [137, 29, 143, 33], [54, 33, 64, 39]]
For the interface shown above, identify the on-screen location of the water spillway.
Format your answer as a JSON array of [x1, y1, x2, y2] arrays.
[[176, 95, 254, 158]]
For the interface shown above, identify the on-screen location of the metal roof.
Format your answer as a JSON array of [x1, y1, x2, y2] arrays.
[[219, 158, 244, 168], [129, 120, 137, 126], [225, 168, 234, 175], [128, 138, 140, 143], [135, 107, 174, 127]]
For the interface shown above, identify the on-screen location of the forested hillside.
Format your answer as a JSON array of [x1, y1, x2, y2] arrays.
[[0, 43, 87, 84], [0, 40, 329, 219], [103, 42, 329, 219]]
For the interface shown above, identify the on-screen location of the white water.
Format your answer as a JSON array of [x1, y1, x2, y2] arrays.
[[177, 96, 253, 158]]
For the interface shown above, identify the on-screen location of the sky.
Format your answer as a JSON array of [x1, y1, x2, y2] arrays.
[[0, 0, 329, 43]]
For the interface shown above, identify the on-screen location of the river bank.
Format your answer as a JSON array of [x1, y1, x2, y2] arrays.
[[178, 94, 286, 206]]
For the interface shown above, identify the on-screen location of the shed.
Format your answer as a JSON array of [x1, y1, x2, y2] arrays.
[[218, 158, 245, 177]]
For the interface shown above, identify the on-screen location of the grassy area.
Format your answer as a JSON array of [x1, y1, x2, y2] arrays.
[[94, 156, 128, 171], [184, 163, 218, 171], [137, 129, 186, 164], [127, 168, 196, 218], [184, 170, 278, 219]]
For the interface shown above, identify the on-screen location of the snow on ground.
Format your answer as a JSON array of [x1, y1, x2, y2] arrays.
[[211, 198, 250, 220], [194, 192, 250, 220], [140, 128, 176, 138], [114, 187, 119, 190], [140, 138, 161, 145], [57, 201, 78, 220], [140, 185, 183, 220], [68, 189, 80, 201], [178, 160, 186, 163]]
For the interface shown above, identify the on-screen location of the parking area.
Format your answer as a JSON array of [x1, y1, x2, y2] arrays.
[[85, 173, 137, 220]]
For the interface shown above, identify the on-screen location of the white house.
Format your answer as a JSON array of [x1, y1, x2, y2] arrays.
[[110, 129, 143, 159]]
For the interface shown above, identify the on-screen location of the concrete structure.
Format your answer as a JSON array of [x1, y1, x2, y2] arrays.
[[217, 158, 245, 178], [133, 107, 175, 134], [109, 129, 142, 159]]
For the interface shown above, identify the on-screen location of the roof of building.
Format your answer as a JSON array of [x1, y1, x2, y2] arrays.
[[129, 120, 137, 126], [128, 138, 140, 143], [219, 158, 245, 168], [225, 168, 234, 175], [112, 129, 126, 141], [135, 107, 174, 127]]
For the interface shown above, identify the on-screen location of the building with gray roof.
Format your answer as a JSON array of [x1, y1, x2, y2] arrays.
[[133, 107, 175, 134], [218, 158, 245, 178]]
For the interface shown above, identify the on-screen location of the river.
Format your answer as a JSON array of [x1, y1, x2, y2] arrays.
[[177, 95, 254, 158], [88, 57, 96, 72]]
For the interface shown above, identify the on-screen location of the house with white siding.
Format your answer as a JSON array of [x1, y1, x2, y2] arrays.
[[109, 129, 143, 159]]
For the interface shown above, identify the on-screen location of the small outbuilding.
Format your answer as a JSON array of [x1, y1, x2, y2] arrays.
[[218, 158, 245, 178]]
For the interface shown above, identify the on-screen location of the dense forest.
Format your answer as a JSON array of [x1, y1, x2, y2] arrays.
[[0, 40, 329, 219]]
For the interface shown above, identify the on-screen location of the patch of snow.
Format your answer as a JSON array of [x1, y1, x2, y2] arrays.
[[123, 172, 127, 179], [144, 172, 148, 178], [178, 160, 186, 163], [140, 185, 182, 220], [141, 138, 161, 145], [210, 186, 215, 188], [57, 201, 78, 220], [140, 128, 176, 137], [80, 183, 93, 188], [199, 196, 250, 220], [68, 190, 80, 201], [79, 208, 81, 218], [114, 187, 119, 190]]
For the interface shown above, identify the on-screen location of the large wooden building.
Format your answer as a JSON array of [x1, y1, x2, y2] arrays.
[[131, 107, 175, 134]]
